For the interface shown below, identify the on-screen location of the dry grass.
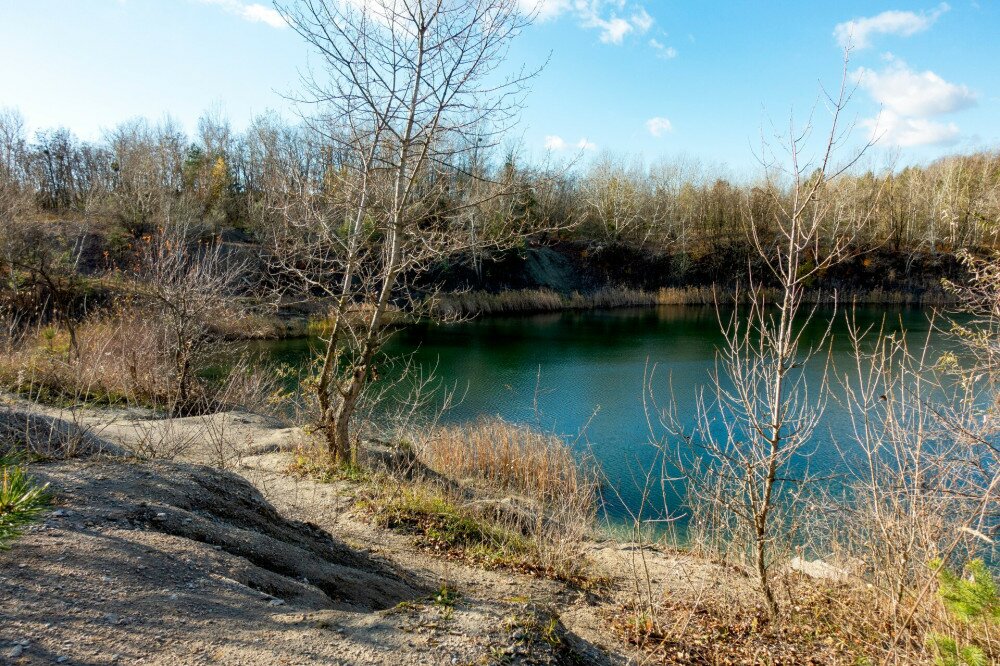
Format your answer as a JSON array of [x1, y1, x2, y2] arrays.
[[0, 313, 282, 416], [413, 418, 597, 507], [607, 573, 935, 665], [430, 285, 955, 318], [294, 418, 602, 585], [411, 419, 600, 582], [0, 315, 170, 408]]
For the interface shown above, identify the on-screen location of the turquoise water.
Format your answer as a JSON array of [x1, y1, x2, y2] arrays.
[[257, 305, 953, 523]]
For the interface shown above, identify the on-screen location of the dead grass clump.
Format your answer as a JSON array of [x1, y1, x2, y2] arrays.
[[292, 418, 602, 585], [412, 419, 599, 582], [414, 418, 596, 506]]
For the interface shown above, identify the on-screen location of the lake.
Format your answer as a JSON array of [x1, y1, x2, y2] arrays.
[[256, 305, 954, 526]]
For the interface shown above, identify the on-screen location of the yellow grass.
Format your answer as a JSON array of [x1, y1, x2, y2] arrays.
[[413, 418, 597, 508], [430, 285, 955, 317]]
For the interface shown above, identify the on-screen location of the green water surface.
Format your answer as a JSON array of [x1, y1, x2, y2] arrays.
[[256, 305, 956, 524]]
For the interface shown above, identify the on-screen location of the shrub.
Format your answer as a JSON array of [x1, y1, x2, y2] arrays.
[[0, 455, 50, 549], [0, 312, 284, 417], [928, 559, 999, 666]]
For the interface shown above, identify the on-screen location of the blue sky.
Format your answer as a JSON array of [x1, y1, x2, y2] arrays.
[[1, 0, 997, 172]]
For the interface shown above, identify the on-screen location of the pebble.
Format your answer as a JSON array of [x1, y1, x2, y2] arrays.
[[103, 613, 120, 625], [268, 598, 285, 607], [6, 645, 23, 658]]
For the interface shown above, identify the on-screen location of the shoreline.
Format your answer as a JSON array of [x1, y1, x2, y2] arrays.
[[236, 284, 956, 340]]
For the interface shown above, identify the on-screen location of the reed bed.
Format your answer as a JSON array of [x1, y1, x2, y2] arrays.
[[430, 285, 956, 318]]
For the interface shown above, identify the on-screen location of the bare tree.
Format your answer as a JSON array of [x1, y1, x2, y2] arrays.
[[0, 218, 90, 358], [269, 0, 540, 465], [0, 108, 29, 222], [134, 227, 248, 411], [662, 57, 882, 617], [808, 252, 1000, 662], [582, 154, 663, 246]]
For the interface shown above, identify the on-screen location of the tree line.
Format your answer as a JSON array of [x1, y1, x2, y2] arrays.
[[2, 106, 999, 273]]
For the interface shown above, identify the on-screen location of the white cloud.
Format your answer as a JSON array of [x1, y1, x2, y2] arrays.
[[646, 117, 673, 137], [834, 3, 948, 49], [853, 56, 975, 148], [591, 16, 632, 43], [544, 135, 597, 151], [518, 0, 571, 21], [863, 111, 960, 147], [197, 0, 286, 28], [630, 8, 654, 33], [524, 1, 654, 45], [854, 57, 976, 117], [649, 38, 677, 59], [544, 135, 568, 151]]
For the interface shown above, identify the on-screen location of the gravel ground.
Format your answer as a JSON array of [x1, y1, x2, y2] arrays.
[[0, 405, 758, 665]]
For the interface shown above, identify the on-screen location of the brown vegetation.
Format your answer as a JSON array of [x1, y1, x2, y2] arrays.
[[291, 418, 600, 586], [0, 312, 279, 416], [431, 284, 956, 317]]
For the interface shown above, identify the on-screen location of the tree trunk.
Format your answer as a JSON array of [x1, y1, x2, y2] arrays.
[[755, 529, 779, 618]]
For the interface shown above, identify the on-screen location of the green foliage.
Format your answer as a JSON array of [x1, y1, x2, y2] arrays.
[[0, 455, 51, 549], [927, 559, 999, 666], [433, 582, 459, 609], [927, 635, 986, 666], [933, 559, 1000, 623], [288, 447, 370, 484]]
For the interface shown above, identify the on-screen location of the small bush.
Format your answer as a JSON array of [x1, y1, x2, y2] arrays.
[[927, 559, 999, 666], [0, 455, 50, 549]]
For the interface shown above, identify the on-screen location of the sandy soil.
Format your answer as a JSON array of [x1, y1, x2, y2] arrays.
[[0, 404, 759, 666]]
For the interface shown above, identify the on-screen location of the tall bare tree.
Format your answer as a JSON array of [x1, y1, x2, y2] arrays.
[[270, 0, 539, 464], [663, 57, 882, 617]]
